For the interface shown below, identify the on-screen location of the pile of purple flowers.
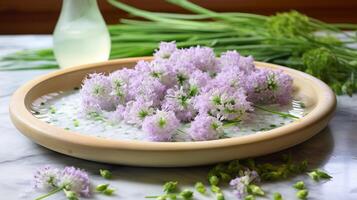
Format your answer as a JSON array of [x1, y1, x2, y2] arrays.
[[34, 166, 90, 200], [80, 42, 293, 142]]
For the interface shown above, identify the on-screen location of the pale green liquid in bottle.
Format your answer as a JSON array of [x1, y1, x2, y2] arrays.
[[53, 0, 110, 68]]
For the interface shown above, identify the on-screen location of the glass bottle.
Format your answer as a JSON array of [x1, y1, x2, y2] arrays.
[[53, 0, 111, 68]]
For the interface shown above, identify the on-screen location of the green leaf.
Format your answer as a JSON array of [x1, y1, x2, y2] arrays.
[[308, 171, 319, 181], [216, 192, 225, 200], [209, 175, 220, 186], [315, 169, 332, 179], [194, 182, 206, 194], [96, 183, 109, 192], [296, 189, 308, 199], [99, 169, 113, 179], [293, 181, 305, 190], [244, 194, 255, 200], [210, 185, 221, 193], [103, 188, 116, 196], [248, 184, 265, 196], [64, 190, 79, 200], [273, 192, 283, 200], [163, 181, 178, 193], [179, 189, 193, 200], [308, 169, 332, 181]]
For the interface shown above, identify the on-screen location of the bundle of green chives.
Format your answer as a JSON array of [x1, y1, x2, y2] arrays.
[[1, 0, 357, 95]]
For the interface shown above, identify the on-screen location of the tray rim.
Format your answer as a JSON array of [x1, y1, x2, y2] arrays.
[[9, 57, 336, 152]]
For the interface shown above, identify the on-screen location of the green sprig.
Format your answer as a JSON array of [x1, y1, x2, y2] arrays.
[[273, 192, 283, 200], [296, 189, 309, 199], [163, 181, 178, 193], [194, 182, 206, 194], [253, 105, 299, 119], [293, 181, 305, 190], [247, 184, 265, 196], [308, 169, 332, 181], [99, 169, 113, 179], [179, 189, 193, 199]]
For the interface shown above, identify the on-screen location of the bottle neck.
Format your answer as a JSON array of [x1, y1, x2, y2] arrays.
[[60, 0, 99, 20]]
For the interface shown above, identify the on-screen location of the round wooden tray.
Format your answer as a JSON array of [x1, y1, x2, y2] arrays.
[[9, 57, 336, 167]]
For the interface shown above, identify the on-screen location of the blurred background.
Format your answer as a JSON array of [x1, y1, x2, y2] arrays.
[[1, 0, 357, 34]]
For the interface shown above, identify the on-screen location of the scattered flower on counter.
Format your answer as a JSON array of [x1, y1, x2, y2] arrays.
[[34, 165, 60, 189], [229, 170, 261, 199], [57, 166, 91, 197], [33, 166, 90, 200], [33, 157, 332, 200]]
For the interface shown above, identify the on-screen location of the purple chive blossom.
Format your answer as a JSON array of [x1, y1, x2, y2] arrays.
[[243, 68, 293, 105], [133, 61, 168, 101], [128, 74, 166, 107], [107, 104, 126, 123], [58, 166, 91, 197], [109, 68, 135, 104], [188, 70, 211, 90], [33, 165, 60, 189], [149, 60, 177, 87], [203, 71, 243, 92], [142, 110, 180, 141], [80, 98, 102, 117], [230, 169, 260, 199], [124, 98, 155, 126], [171, 59, 198, 74], [220, 50, 241, 68], [80, 73, 115, 111], [170, 46, 219, 73], [230, 177, 247, 199], [154, 41, 178, 59], [220, 50, 255, 74], [189, 114, 223, 141], [168, 60, 198, 87], [194, 86, 252, 121], [162, 88, 197, 122], [134, 60, 151, 74]]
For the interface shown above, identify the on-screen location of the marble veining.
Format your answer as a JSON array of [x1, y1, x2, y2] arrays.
[[0, 36, 356, 200]]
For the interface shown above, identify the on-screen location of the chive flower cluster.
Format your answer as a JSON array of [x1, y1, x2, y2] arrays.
[[80, 42, 293, 142], [34, 166, 90, 200], [229, 169, 261, 199]]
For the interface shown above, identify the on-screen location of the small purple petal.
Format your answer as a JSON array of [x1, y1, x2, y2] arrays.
[[154, 41, 178, 59], [230, 169, 260, 199], [189, 114, 223, 141], [142, 110, 180, 141], [33, 165, 60, 189], [162, 87, 197, 122], [124, 98, 155, 126]]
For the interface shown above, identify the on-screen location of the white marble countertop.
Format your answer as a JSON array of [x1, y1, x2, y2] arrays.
[[0, 35, 356, 200]]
